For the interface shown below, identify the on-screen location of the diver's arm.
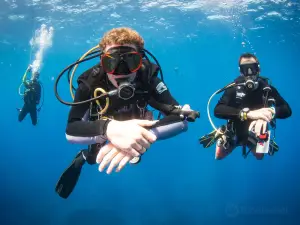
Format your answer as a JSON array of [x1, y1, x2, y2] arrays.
[[22, 66, 32, 87], [65, 82, 110, 145], [214, 87, 241, 120], [23, 80, 30, 88], [148, 76, 180, 115], [270, 86, 292, 119]]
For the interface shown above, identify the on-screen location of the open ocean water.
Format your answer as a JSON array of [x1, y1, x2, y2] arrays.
[[0, 1, 299, 225]]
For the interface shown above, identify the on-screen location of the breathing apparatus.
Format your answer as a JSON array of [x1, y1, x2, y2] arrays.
[[234, 61, 262, 105], [235, 76, 259, 105], [239, 62, 260, 91], [207, 82, 236, 135], [54, 45, 164, 117], [116, 81, 136, 100]]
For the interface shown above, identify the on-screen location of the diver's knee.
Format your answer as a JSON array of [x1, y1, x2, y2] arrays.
[[215, 154, 225, 160], [215, 150, 229, 160], [215, 147, 227, 160], [255, 153, 264, 160], [215, 137, 233, 160]]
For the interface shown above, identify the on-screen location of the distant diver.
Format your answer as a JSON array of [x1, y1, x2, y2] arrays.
[[18, 65, 43, 126], [199, 53, 292, 159], [54, 27, 200, 199]]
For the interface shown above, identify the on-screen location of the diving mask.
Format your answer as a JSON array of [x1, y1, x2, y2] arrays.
[[239, 62, 260, 91], [239, 62, 260, 77], [101, 46, 143, 75]]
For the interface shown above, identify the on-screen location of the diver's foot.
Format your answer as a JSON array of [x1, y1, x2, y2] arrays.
[[82, 149, 98, 165], [215, 137, 233, 160]]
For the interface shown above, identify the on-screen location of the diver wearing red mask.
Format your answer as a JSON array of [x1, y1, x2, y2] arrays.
[[55, 27, 198, 199]]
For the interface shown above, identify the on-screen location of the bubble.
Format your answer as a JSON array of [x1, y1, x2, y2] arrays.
[[29, 24, 54, 80]]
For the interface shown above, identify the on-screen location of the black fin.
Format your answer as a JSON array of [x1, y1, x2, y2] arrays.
[[55, 151, 86, 199]]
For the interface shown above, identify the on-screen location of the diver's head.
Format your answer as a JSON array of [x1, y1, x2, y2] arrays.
[[238, 53, 260, 78], [33, 71, 40, 80], [99, 27, 144, 87], [238, 53, 260, 91]]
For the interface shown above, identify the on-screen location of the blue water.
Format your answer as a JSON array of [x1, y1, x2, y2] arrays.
[[1, 1, 299, 225]]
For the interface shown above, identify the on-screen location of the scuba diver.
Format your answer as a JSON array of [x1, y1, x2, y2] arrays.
[[18, 65, 42, 126], [54, 27, 200, 199], [199, 53, 291, 160]]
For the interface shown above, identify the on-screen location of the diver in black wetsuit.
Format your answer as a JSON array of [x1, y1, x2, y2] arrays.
[[55, 27, 199, 199], [18, 71, 42, 126], [199, 53, 292, 159]]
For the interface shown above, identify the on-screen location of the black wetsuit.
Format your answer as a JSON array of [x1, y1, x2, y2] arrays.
[[214, 77, 292, 144], [66, 64, 179, 164], [55, 62, 187, 199], [18, 80, 41, 126]]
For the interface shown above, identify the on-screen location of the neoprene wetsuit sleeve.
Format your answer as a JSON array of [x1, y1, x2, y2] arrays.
[[65, 82, 110, 145], [271, 86, 292, 119], [148, 76, 179, 115], [214, 87, 241, 120]]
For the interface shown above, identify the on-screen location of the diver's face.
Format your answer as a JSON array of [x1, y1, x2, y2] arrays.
[[102, 44, 139, 88], [239, 57, 260, 77]]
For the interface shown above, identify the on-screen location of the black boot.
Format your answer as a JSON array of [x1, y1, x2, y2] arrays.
[[55, 151, 86, 199]]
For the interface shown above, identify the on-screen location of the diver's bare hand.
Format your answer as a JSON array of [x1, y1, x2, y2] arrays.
[[96, 143, 133, 174], [247, 108, 275, 122], [106, 119, 157, 157], [249, 119, 268, 136]]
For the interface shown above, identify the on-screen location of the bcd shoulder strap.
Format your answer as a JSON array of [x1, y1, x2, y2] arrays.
[[77, 64, 105, 92]]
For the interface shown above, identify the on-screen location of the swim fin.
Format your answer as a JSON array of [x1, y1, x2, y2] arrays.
[[268, 140, 279, 156], [199, 127, 222, 148], [55, 151, 86, 199], [199, 126, 225, 148]]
